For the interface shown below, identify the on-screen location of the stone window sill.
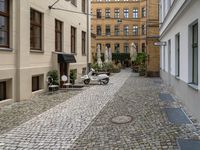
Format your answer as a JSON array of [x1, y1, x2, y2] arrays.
[[188, 83, 199, 91], [30, 50, 44, 53], [0, 47, 13, 52]]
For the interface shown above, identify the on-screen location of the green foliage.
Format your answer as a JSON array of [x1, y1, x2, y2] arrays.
[[135, 52, 147, 65], [91, 63, 101, 71], [70, 69, 77, 84], [47, 70, 59, 85], [132, 52, 147, 76], [112, 53, 130, 61], [102, 62, 113, 71]]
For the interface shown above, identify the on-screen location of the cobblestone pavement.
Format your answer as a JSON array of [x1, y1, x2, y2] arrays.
[[0, 90, 81, 135], [0, 70, 130, 149], [70, 74, 200, 150]]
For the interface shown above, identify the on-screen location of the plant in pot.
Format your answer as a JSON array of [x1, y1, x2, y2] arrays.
[[47, 70, 59, 85], [70, 69, 77, 85], [135, 52, 147, 76]]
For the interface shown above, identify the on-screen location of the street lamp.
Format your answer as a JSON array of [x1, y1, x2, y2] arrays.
[[48, 0, 90, 73]]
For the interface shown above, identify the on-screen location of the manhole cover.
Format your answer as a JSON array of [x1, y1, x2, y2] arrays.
[[111, 115, 133, 124]]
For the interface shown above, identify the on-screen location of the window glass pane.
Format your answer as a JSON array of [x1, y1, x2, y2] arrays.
[[34, 12, 41, 24], [30, 26, 41, 49], [0, 31, 8, 46], [32, 76, 39, 92], [0, 0, 8, 13], [0, 82, 6, 101], [193, 24, 198, 44], [192, 23, 198, 84], [0, 16, 8, 31], [193, 47, 198, 84], [56, 32, 61, 51]]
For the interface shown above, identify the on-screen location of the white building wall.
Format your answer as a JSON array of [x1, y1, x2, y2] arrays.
[[0, 0, 91, 104], [160, 0, 200, 121]]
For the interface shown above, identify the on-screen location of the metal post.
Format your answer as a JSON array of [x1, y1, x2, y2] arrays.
[[86, 0, 90, 73]]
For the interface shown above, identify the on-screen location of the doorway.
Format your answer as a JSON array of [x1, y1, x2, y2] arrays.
[[60, 63, 69, 86]]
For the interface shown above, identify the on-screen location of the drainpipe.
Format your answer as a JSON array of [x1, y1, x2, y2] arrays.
[[86, 0, 90, 73]]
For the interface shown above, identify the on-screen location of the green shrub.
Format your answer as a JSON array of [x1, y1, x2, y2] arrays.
[[102, 62, 113, 71], [47, 70, 59, 85], [70, 69, 77, 84], [91, 63, 101, 71]]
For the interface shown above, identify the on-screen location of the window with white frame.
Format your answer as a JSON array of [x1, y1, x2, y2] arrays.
[[133, 8, 138, 18], [124, 9, 129, 18], [191, 23, 198, 85], [114, 9, 120, 18], [175, 33, 180, 77]]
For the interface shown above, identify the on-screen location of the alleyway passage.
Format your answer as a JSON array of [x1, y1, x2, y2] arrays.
[[0, 69, 200, 149]]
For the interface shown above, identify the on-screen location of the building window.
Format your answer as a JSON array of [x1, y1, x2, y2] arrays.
[[0, 0, 9, 48], [82, 0, 86, 13], [115, 25, 120, 36], [114, 43, 120, 53], [133, 8, 138, 18], [142, 43, 145, 52], [192, 23, 198, 85], [96, 9, 102, 19], [0, 81, 6, 101], [71, 26, 76, 53], [142, 24, 146, 35], [142, 7, 146, 17], [124, 25, 129, 36], [106, 25, 110, 36], [105, 9, 110, 19], [71, 0, 77, 6], [114, 9, 120, 18], [106, 43, 110, 49], [55, 20, 62, 52], [30, 9, 42, 50], [32, 76, 39, 92], [175, 33, 180, 77], [82, 31, 86, 55], [133, 25, 138, 36], [124, 43, 129, 53], [96, 25, 102, 36], [32, 75, 43, 92], [124, 9, 129, 18]]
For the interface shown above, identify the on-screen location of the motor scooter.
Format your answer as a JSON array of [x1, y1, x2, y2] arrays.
[[81, 68, 109, 85]]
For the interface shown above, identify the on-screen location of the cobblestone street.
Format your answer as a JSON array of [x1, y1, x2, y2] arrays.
[[0, 69, 200, 149]]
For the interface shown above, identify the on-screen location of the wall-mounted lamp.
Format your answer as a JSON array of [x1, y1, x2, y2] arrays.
[[49, 0, 71, 9]]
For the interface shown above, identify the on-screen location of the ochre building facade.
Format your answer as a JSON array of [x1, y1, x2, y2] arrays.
[[91, 0, 159, 76]]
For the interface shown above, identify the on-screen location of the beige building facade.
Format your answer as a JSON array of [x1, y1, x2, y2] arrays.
[[0, 0, 91, 104], [91, 0, 159, 75]]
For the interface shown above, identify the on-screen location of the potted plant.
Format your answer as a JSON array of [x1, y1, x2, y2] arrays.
[[135, 52, 147, 76], [70, 69, 77, 85], [47, 70, 59, 85]]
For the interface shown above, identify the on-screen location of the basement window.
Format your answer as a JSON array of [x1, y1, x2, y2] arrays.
[[32, 75, 44, 92], [0, 81, 6, 101]]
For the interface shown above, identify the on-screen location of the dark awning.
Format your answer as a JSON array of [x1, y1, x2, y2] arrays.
[[58, 53, 76, 63]]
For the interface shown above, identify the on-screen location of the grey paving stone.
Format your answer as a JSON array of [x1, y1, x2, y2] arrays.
[[0, 70, 130, 149]]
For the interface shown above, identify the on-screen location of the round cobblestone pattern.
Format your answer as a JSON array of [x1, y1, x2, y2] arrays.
[[0, 90, 81, 135], [70, 76, 200, 150], [0, 70, 130, 149]]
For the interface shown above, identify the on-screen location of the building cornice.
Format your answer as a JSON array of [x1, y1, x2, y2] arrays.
[[160, 0, 192, 39]]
